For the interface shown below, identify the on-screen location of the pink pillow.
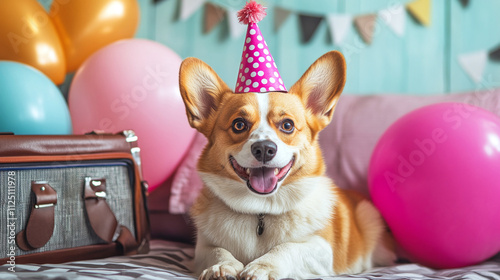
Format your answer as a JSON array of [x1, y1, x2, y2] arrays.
[[168, 90, 500, 213], [169, 132, 207, 214], [321, 90, 500, 197]]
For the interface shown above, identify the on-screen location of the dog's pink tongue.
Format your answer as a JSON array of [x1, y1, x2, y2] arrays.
[[249, 167, 278, 194]]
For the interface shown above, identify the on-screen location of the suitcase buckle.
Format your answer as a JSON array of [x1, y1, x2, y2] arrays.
[[85, 177, 107, 199], [95, 191, 107, 198], [34, 203, 55, 209], [33, 181, 57, 208]]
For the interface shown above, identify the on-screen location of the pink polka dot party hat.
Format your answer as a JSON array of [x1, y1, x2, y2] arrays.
[[235, 0, 287, 93]]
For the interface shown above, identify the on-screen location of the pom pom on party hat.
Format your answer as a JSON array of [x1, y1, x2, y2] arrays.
[[235, 1, 287, 93]]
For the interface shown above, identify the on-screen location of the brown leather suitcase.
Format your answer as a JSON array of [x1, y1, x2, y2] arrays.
[[0, 131, 150, 265]]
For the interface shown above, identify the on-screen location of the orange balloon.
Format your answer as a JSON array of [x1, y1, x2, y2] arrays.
[[0, 0, 66, 84], [50, 0, 140, 72]]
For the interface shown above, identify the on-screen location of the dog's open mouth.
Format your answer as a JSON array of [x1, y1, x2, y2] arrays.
[[230, 157, 294, 195]]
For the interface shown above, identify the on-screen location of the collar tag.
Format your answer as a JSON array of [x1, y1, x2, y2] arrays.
[[256, 213, 265, 236]]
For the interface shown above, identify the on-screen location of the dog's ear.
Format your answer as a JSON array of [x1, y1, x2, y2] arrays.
[[179, 57, 231, 133], [289, 51, 346, 130]]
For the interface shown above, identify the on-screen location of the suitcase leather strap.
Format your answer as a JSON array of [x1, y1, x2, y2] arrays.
[[84, 178, 138, 255], [16, 182, 57, 251]]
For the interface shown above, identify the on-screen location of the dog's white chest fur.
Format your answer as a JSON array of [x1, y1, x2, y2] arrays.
[[194, 176, 336, 269]]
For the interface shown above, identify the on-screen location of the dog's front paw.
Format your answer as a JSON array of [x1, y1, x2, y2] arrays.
[[199, 261, 244, 280], [239, 262, 282, 280]]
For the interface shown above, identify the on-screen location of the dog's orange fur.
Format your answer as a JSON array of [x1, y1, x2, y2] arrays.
[[318, 190, 370, 272]]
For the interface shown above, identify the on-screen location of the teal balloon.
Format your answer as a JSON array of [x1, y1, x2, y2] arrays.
[[0, 61, 72, 135]]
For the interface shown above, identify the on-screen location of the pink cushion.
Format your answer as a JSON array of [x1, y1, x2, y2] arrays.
[[168, 132, 207, 214], [321, 90, 500, 197], [166, 90, 500, 213]]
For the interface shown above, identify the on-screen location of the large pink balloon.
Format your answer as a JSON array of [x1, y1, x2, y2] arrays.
[[69, 39, 195, 192], [369, 103, 500, 269]]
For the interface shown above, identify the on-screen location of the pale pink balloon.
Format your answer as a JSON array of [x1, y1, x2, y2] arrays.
[[69, 39, 195, 192], [369, 102, 500, 268]]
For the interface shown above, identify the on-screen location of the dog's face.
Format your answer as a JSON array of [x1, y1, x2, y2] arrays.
[[179, 51, 346, 214]]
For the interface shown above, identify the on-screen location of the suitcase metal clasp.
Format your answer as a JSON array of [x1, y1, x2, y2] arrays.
[[85, 177, 107, 199]]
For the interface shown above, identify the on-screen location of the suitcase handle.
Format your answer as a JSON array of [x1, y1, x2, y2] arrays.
[[84, 177, 118, 243], [16, 181, 57, 250], [84, 177, 139, 255]]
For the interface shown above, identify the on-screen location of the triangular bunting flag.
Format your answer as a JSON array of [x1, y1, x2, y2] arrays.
[[489, 44, 500, 61], [204, 2, 225, 34], [406, 0, 431, 26], [227, 8, 246, 38], [354, 14, 377, 45], [379, 4, 406, 37], [180, 0, 205, 20], [458, 51, 488, 83], [298, 14, 323, 43], [459, 0, 470, 8], [274, 7, 292, 32], [326, 14, 352, 46]]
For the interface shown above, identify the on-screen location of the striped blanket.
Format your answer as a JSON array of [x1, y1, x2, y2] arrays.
[[1, 240, 499, 280]]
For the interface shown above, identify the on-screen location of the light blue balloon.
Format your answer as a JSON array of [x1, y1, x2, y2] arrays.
[[0, 61, 72, 135]]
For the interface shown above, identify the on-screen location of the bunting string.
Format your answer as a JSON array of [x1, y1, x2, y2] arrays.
[[160, 0, 499, 84], [174, 0, 436, 45]]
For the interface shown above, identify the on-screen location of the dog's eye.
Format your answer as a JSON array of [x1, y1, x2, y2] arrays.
[[280, 119, 295, 133], [232, 118, 248, 133]]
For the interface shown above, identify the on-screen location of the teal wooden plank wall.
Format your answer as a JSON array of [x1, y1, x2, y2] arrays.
[[40, 0, 500, 95]]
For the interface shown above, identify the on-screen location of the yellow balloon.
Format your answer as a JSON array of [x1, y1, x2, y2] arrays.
[[50, 0, 140, 72], [0, 0, 66, 85]]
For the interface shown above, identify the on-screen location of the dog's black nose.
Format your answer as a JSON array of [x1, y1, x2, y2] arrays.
[[251, 140, 277, 163]]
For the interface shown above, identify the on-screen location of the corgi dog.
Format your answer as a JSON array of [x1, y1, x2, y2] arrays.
[[179, 51, 395, 280]]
